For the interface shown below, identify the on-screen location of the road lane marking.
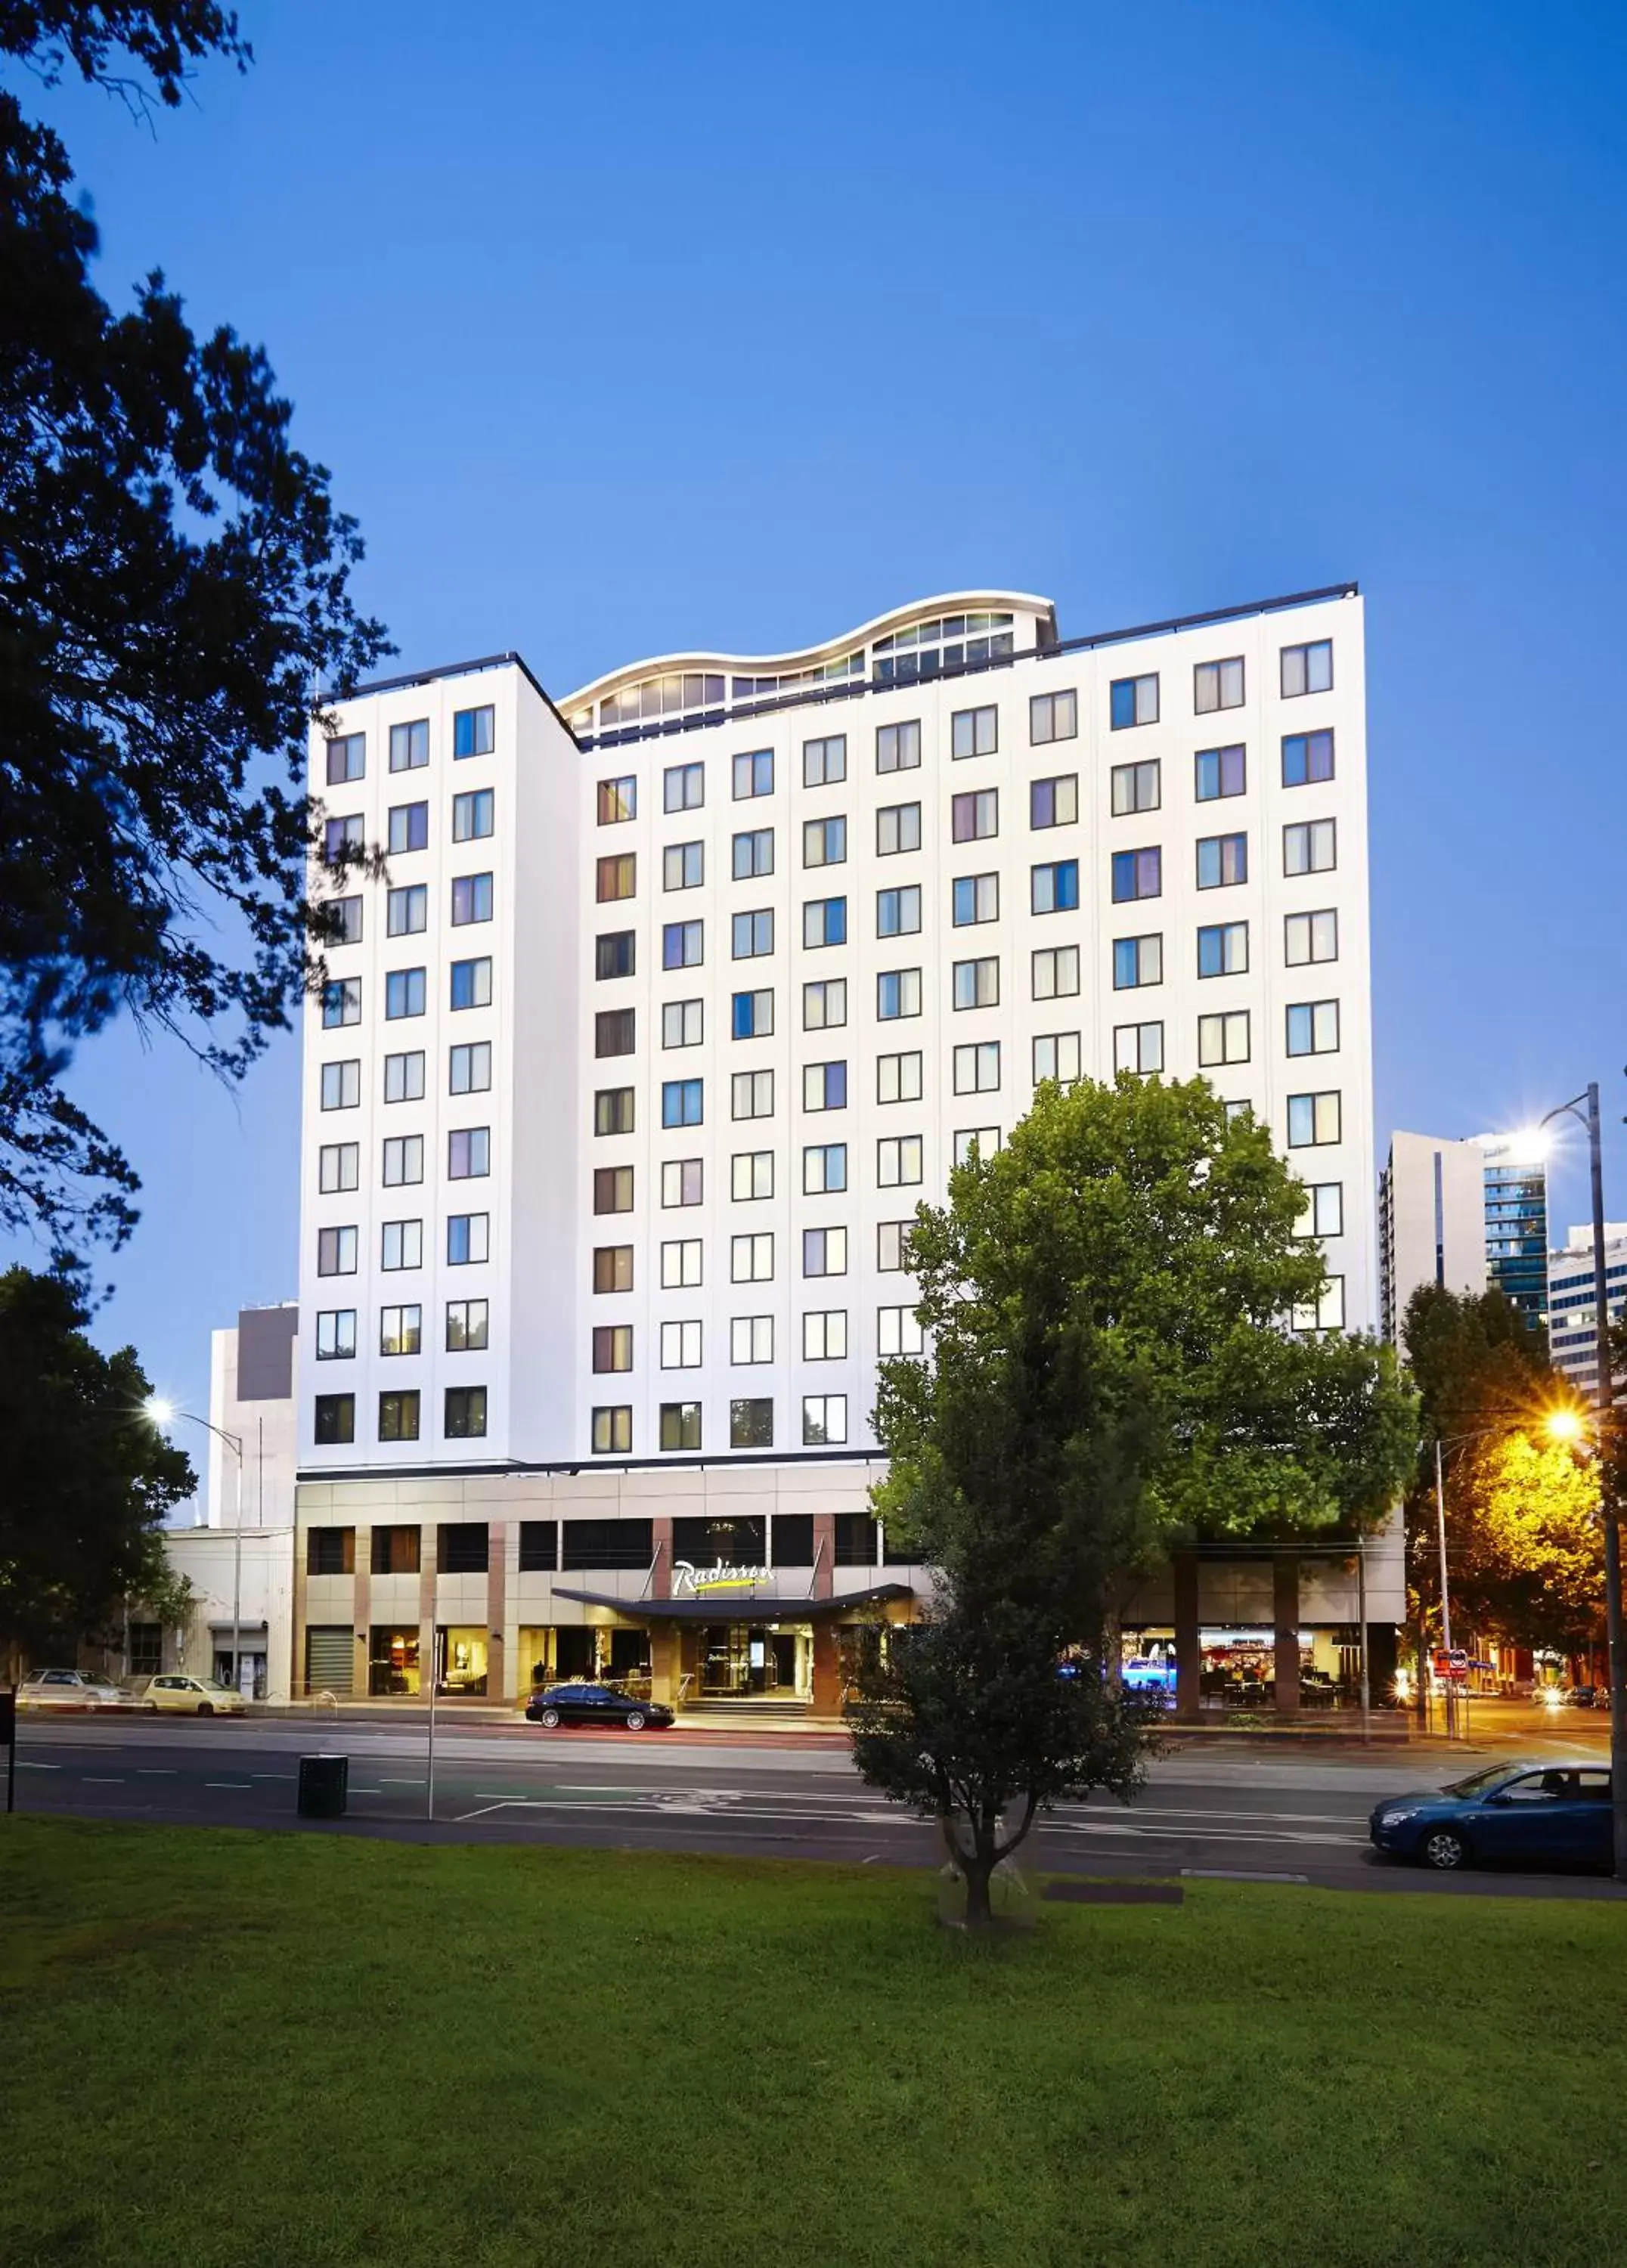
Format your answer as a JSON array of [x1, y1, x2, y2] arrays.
[[16, 1761, 60, 1771], [136, 1768, 177, 1776], [82, 1777, 125, 1784], [205, 1782, 253, 1790], [251, 1774, 296, 1781]]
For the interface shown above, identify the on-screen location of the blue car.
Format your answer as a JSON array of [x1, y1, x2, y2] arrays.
[[1369, 1760, 1613, 1871]]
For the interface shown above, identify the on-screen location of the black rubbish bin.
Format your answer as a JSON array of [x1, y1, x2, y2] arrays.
[[297, 1752, 349, 1818]]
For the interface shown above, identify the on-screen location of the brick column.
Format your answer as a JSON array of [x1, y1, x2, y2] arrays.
[[292, 1535, 308, 1699], [1273, 1552, 1300, 1717], [811, 1620, 842, 1716], [352, 1529, 371, 1701], [650, 1516, 672, 1599], [811, 1511, 835, 1601], [650, 1625, 683, 1709], [487, 1523, 506, 1701], [419, 1526, 437, 1698], [1173, 1551, 1201, 1724]]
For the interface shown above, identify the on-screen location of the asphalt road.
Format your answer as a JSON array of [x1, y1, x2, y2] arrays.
[[9, 1713, 1624, 1900]]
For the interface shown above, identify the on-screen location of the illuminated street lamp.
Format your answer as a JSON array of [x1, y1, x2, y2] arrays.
[[144, 1397, 246, 1696]]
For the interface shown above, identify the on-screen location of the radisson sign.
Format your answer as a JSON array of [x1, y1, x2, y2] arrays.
[[671, 1559, 770, 1597]]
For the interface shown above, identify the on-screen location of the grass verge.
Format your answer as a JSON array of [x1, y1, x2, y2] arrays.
[[2, 1818, 1624, 2268]]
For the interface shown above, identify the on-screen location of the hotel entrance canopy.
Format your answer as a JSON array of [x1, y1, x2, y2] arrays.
[[551, 1583, 913, 1623]]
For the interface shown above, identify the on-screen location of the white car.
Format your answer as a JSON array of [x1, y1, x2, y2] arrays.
[[144, 1674, 249, 1717], [19, 1668, 126, 1708]]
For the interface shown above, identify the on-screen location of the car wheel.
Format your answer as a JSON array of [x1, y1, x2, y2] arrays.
[[624, 1710, 647, 1732], [538, 1706, 561, 1729], [1421, 1827, 1469, 1870], [197, 1702, 214, 1717]]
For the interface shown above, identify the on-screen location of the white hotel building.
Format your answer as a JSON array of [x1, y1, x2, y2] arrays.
[[295, 583, 1396, 1712]]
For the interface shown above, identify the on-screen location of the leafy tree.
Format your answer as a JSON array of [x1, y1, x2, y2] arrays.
[[0, 5, 389, 1251], [1447, 1430, 1603, 1657], [0, 1264, 194, 1659]]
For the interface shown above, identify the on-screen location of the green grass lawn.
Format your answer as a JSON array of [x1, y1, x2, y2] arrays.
[[3, 1820, 1625, 2268]]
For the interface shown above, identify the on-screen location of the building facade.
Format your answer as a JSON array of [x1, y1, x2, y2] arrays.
[[1378, 1129, 1551, 1347], [294, 583, 1392, 1706], [1547, 1225, 1627, 1398]]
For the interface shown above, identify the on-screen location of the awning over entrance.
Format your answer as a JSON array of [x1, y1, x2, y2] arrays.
[[551, 1582, 913, 1623]]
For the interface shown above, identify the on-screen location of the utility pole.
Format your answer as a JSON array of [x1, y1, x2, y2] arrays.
[[1434, 1436, 1456, 1739]]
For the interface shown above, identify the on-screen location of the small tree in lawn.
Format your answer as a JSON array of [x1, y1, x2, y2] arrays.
[[848, 1075, 1417, 1925]]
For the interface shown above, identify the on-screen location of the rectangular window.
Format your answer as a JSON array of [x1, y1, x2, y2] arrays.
[[802, 1225, 848, 1277], [1285, 909, 1339, 965], [802, 1395, 847, 1448], [803, 1142, 848, 1194], [732, 908, 773, 959], [876, 967, 922, 1020], [379, 1304, 423, 1357], [953, 1126, 1001, 1166], [660, 1320, 703, 1370], [596, 929, 636, 981], [733, 749, 773, 800], [317, 1225, 358, 1277], [318, 1142, 359, 1194], [451, 871, 493, 925], [953, 1040, 1000, 1095], [731, 1068, 773, 1120], [370, 1523, 422, 1575], [1296, 1182, 1344, 1239], [1197, 832, 1248, 889], [665, 761, 704, 813], [1198, 1010, 1250, 1067], [952, 956, 998, 1011], [876, 801, 921, 855], [876, 885, 922, 937], [313, 1395, 355, 1446], [660, 1240, 702, 1290], [664, 998, 705, 1049], [803, 978, 846, 1030], [593, 1166, 634, 1215], [597, 776, 636, 825], [876, 719, 921, 773], [446, 1213, 490, 1264], [1113, 934, 1162, 989], [129, 1622, 163, 1675], [731, 1315, 773, 1365], [1112, 846, 1161, 902], [388, 801, 429, 854], [731, 1399, 774, 1449], [330, 894, 364, 946], [877, 1221, 913, 1272], [385, 968, 426, 1020], [448, 1126, 491, 1179], [378, 1390, 421, 1442], [1033, 1030, 1082, 1085], [731, 1232, 774, 1283], [1032, 945, 1080, 1000], [659, 1402, 702, 1452], [315, 1309, 356, 1361], [389, 718, 429, 773], [380, 1219, 423, 1272], [1292, 1278, 1347, 1334], [1197, 921, 1248, 978], [1032, 774, 1082, 830], [448, 956, 492, 1011], [445, 1386, 488, 1439], [321, 1058, 361, 1111], [453, 704, 494, 758], [803, 896, 847, 948], [381, 1051, 425, 1105], [595, 1006, 636, 1058], [730, 1150, 773, 1201], [951, 789, 999, 843], [594, 1087, 634, 1137], [876, 1051, 923, 1106], [1114, 1021, 1164, 1075], [1287, 1091, 1342, 1147], [322, 978, 361, 1028], [593, 1245, 634, 1294], [802, 815, 847, 869], [1195, 656, 1244, 713], [803, 733, 846, 787], [877, 1306, 925, 1358], [730, 988, 772, 1040], [733, 827, 773, 879], [517, 1519, 556, 1572], [662, 1157, 704, 1207], [326, 733, 364, 785], [952, 873, 998, 926], [877, 1134, 923, 1186], [951, 705, 997, 759], [1030, 689, 1077, 745], [1030, 860, 1080, 915], [1284, 819, 1337, 875], [663, 919, 705, 969], [592, 1325, 634, 1374], [452, 789, 494, 842], [590, 1405, 632, 1455], [803, 1060, 847, 1113], [380, 1135, 423, 1187], [661, 1078, 703, 1129], [1281, 640, 1333, 699], [1286, 999, 1340, 1056], [1195, 743, 1247, 801], [664, 840, 705, 891], [1282, 730, 1335, 786], [802, 1309, 848, 1361], [596, 854, 636, 903], [1110, 674, 1158, 729], [448, 1041, 491, 1095]]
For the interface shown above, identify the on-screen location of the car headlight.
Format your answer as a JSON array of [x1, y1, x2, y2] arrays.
[[1378, 1805, 1425, 1826]]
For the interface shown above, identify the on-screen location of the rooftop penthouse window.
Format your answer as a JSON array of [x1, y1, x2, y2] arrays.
[[871, 612, 1015, 684]]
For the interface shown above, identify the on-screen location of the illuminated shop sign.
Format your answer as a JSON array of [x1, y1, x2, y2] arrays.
[[671, 1559, 769, 1597]]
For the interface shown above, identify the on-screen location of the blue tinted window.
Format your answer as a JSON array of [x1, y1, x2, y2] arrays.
[[454, 705, 494, 758], [662, 1079, 703, 1129], [385, 968, 426, 1019], [1282, 731, 1334, 787], [663, 921, 703, 969]]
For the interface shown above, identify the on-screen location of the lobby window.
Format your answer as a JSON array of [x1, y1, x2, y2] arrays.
[[316, 1309, 356, 1361], [593, 1244, 634, 1294], [590, 1406, 633, 1455], [876, 884, 922, 937], [802, 1309, 847, 1361], [448, 1126, 491, 1178], [385, 968, 426, 1020], [804, 815, 847, 868], [804, 1142, 847, 1195], [446, 1298, 488, 1351], [953, 1041, 1000, 1095], [732, 1150, 773, 1200], [662, 1078, 703, 1129], [452, 788, 494, 842], [731, 1232, 774, 1283], [597, 775, 636, 824], [597, 930, 636, 981], [594, 1087, 634, 1136], [733, 748, 773, 800], [597, 853, 637, 903], [1114, 1021, 1164, 1076], [1281, 639, 1333, 698], [951, 705, 997, 759], [1283, 730, 1335, 787], [321, 1059, 361, 1111], [804, 978, 846, 1030], [661, 1320, 702, 1370], [518, 1520, 558, 1572], [451, 872, 493, 925], [449, 1041, 491, 1095], [449, 956, 492, 1010], [317, 1225, 358, 1277], [381, 1219, 423, 1271], [1296, 1182, 1343, 1239], [326, 733, 364, 785], [322, 978, 361, 1028], [731, 1399, 774, 1449], [562, 1513, 652, 1565], [1034, 1031, 1082, 1086], [660, 1240, 702, 1290], [1032, 944, 1080, 999], [1287, 1090, 1341, 1147], [1284, 819, 1336, 875], [877, 1134, 923, 1186], [877, 967, 922, 1020], [662, 1157, 704, 1207], [877, 1220, 913, 1272], [371, 1523, 421, 1574], [664, 919, 705, 969], [876, 719, 921, 773], [731, 1068, 773, 1120], [665, 839, 705, 891], [803, 1225, 848, 1277], [384, 1050, 426, 1104], [380, 1134, 423, 1188], [323, 813, 362, 865], [665, 998, 705, 1049], [1195, 744, 1246, 801], [307, 1523, 355, 1572], [834, 1512, 877, 1564], [378, 1389, 420, 1442], [453, 704, 494, 758], [770, 1512, 813, 1565], [312, 1396, 355, 1448], [1033, 773, 1080, 828], [592, 1325, 633, 1374], [447, 1212, 491, 1263], [1110, 674, 1158, 730], [1197, 832, 1247, 889], [1286, 999, 1340, 1056], [388, 801, 429, 854], [733, 826, 773, 879], [1111, 847, 1161, 903], [665, 761, 704, 813], [952, 789, 998, 843], [953, 873, 998, 926], [318, 1142, 359, 1194], [1031, 860, 1079, 915], [1195, 656, 1244, 714], [953, 956, 998, 1011], [1113, 934, 1162, 990], [802, 1394, 847, 1447], [1285, 909, 1339, 965], [804, 895, 847, 948], [660, 1402, 702, 1452], [1198, 1010, 1250, 1067], [1108, 762, 1157, 819], [877, 801, 921, 855], [596, 1006, 636, 1058], [732, 908, 773, 959], [804, 733, 846, 787], [1198, 921, 1248, 978], [1030, 689, 1077, 745], [877, 1052, 924, 1106], [389, 719, 429, 773], [877, 1306, 924, 1358], [733, 1315, 773, 1364]]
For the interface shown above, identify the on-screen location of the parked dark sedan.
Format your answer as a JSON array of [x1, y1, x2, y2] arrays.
[[525, 1683, 674, 1732], [1369, 1761, 1613, 1870]]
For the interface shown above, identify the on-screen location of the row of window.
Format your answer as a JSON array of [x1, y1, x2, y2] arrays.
[[1110, 640, 1332, 729], [590, 1305, 925, 1371], [321, 872, 494, 948], [324, 705, 494, 786], [318, 1214, 491, 1275], [311, 1513, 904, 1578], [323, 789, 494, 873], [316, 1300, 488, 1359], [321, 958, 492, 1027], [314, 1387, 486, 1445], [320, 1044, 492, 1110], [586, 1396, 851, 1452], [316, 1126, 491, 1194]]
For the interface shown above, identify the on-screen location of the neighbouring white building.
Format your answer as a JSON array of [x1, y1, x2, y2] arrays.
[[1547, 1225, 1627, 1399], [293, 582, 1395, 1711], [1378, 1129, 1551, 1346]]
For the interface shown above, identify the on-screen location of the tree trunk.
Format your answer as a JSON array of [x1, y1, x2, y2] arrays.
[[962, 1852, 996, 1930]]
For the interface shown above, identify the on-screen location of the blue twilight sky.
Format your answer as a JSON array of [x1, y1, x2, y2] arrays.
[[11, 0, 1627, 1458]]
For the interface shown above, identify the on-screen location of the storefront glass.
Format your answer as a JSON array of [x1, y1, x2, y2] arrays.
[[698, 1622, 811, 1699], [369, 1628, 421, 1697], [437, 1626, 488, 1696]]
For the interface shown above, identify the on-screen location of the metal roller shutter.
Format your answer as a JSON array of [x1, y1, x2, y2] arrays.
[[305, 1626, 355, 1696]]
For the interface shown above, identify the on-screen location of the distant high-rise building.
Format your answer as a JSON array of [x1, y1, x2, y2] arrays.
[[1547, 1225, 1627, 1398], [1378, 1129, 1549, 1344]]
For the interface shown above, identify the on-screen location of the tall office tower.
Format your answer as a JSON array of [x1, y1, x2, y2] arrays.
[[1548, 1225, 1627, 1396]]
